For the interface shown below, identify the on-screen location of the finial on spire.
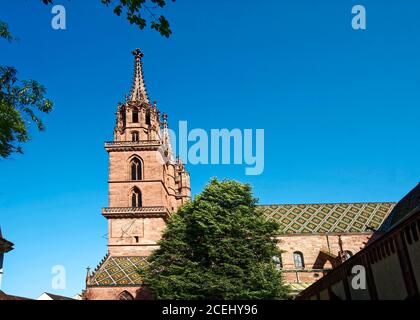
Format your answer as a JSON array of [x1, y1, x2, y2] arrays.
[[132, 48, 144, 59], [162, 112, 168, 128], [129, 48, 150, 103], [85, 267, 91, 286]]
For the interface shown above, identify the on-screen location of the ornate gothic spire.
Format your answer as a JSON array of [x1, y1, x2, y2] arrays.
[[130, 49, 150, 103], [161, 113, 175, 164]]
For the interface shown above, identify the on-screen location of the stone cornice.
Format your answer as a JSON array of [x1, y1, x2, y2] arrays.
[[108, 179, 188, 202], [105, 140, 162, 152], [102, 206, 170, 219]]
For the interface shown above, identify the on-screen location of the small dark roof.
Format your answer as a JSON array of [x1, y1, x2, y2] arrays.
[[0, 227, 14, 253], [379, 183, 420, 232], [0, 238, 14, 253], [0, 290, 32, 300]]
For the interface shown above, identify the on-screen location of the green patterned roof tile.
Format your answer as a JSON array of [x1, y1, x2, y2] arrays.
[[89, 256, 149, 287], [258, 202, 395, 234]]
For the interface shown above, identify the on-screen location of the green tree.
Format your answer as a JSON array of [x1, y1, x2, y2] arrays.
[[0, 22, 53, 158], [143, 179, 290, 300]]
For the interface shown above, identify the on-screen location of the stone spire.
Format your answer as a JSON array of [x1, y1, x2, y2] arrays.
[[161, 113, 175, 164], [130, 49, 150, 103]]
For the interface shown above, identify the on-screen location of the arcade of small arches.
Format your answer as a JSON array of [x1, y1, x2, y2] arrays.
[[128, 105, 152, 126]]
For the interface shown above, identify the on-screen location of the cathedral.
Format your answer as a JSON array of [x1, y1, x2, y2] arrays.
[[83, 49, 397, 300]]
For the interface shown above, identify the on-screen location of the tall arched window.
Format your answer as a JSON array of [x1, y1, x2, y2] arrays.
[[145, 110, 151, 125], [131, 131, 139, 142], [132, 108, 139, 123], [130, 158, 142, 181], [122, 109, 126, 128], [131, 187, 142, 208], [293, 251, 304, 269]]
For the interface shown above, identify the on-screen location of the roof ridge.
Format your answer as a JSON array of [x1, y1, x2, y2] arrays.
[[90, 253, 110, 278], [258, 201, 397, 206], [259, 202, 396, 234], [41, 292, 74, 300]]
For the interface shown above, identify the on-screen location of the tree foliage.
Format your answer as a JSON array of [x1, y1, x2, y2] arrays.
[[0, 23, 53, 158], [0, 21, 14, 42], [143, 179, 290, 300]]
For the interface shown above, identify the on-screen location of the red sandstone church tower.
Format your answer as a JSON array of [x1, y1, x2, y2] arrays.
[[84, 49, 191, 300]]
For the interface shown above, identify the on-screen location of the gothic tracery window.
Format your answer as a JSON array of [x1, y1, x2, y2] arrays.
[[131, 187, 142, 208], [122, 109, 126, 128], [145, 109, 151, 125], [132, 108, 139, 123], [293, 251, 304, 269], [130, 158, 142, 181]]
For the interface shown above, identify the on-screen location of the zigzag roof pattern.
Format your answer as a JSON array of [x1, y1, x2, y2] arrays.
[[89, 256, 148, 287], [257, 202, 396, 234]]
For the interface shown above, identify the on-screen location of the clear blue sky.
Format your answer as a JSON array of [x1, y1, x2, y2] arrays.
[[0, 0, 419, 298]]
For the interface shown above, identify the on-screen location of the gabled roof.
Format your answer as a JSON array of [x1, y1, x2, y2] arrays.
[[257, 202, 395, 234], [0, 290, 31, 300], [89, 256, 148, 287], [37, 292, 75, 300], [379, 183, 420, 233]]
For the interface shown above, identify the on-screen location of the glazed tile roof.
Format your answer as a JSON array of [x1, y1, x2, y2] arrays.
[[89, 256, 149, 287], [257, 202, 396, 234], [0, 290, 31, 300]]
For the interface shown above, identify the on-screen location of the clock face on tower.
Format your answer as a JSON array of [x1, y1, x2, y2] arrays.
[[111, 219, 144, 242]]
